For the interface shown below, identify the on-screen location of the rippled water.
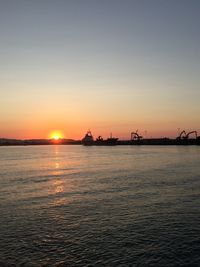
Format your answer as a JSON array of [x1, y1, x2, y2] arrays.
[[0, 145, 200, 266]]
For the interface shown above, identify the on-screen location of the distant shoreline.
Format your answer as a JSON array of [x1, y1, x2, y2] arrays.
[[0, 138, 200, 146]]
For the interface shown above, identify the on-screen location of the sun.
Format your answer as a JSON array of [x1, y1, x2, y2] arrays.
[[53, 135, 60, 140], [49, 131, 63, 140]]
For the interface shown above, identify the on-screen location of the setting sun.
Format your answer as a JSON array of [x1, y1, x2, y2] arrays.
[[53, 135, 60, 140], [49, 131, 63, 140]]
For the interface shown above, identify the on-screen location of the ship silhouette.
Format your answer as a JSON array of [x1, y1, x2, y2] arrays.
[[82, 131, 118, 146]]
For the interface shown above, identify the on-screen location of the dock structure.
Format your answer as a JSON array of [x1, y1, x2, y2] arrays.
[[81, 129, 200, 146], [0, 130, 200, 146]]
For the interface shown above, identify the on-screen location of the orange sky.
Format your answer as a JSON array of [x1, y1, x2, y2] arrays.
[[0, 116, 198, 140], [0, 1, 200, 140]]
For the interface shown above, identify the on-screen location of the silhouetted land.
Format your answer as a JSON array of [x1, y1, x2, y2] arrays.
[[0, 138, 81, 146], [0, 138, 200, 146]]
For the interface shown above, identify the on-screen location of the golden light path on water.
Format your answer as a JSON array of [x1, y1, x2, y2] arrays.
[[48, 145, 79, 207], [0, 145, 200, 266]]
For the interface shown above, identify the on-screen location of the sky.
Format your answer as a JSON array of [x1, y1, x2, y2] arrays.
[[0, 0, 200, 139]]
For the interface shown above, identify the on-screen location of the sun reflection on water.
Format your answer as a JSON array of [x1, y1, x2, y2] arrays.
[[47, 146, 64, 194], [53, 179, 64, 193], [47, 145, 80, 208], [55, 162, 60, 169]]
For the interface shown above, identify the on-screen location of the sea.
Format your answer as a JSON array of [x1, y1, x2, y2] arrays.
[[0, 145, 199, 267]]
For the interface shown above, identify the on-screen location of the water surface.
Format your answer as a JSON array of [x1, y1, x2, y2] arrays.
[[0, 145, 200, 266]]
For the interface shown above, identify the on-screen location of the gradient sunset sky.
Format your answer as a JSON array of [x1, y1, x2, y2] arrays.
[[0, 0, 200, 139]]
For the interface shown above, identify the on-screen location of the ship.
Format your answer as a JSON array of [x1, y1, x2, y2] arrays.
[[82, 131, 118, 146], [82, 131, 94, 146]]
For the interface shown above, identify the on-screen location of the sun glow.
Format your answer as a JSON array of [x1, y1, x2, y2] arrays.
[[49, 131, 63, 140]]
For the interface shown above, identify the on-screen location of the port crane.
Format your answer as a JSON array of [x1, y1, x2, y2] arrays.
[[185, 131, 198, 139], [176, 130, 198, 140], [131, 130, 143, 141], [176, 130, 187, 140]]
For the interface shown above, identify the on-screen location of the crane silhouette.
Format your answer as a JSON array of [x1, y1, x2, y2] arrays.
[[131, 130, 143, 141], [176, 130, 187, 140], [176, 130, 198, 140], [185, 131, 198, 139]]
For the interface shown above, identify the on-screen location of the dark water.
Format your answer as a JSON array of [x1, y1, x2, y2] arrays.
[[0, 145, 200, 267]]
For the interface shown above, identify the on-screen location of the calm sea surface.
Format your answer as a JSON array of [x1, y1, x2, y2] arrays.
[[0, 145, 200, 267]]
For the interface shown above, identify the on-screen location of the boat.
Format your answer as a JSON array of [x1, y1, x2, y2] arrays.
[[104, 136, 118, 145], [82, 132, 118, 146], [82, 131, 94, 146]]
